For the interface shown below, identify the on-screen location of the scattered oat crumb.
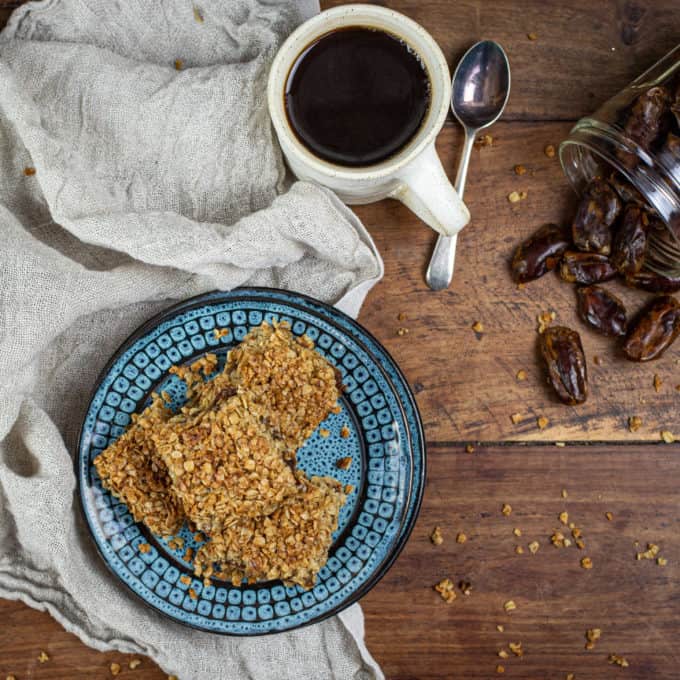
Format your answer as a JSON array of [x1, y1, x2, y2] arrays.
[[6, 675, 17, 680], [497, 624, 505, 632], [180, 575, 192, 585], [504, 600, 517, 613], [508, 190, 527, 203], [174, 59, 183, 70], [658, 557, 668, 566], [168, 537, 184, 551], [138, 542, 151, 554], [397, 312, 406, 321], [528, 540, 540, 554], [515, 545, 524, 554], [340, 425, 350, 439], [475, 134, 494, 147], [580, 556, 593, 569], [605, 512, 613, 521], [501, 503, 512, 517], [496, 665, 505, 674], [561, 488, 568, 498], [637, 543, 660, 560], [434, 578, 457, 603], [319, 428, 330, 438], [676, 384, 680, 391], [544, 144, 556, 158], [537, 416, 549, 430], [459, 580, 472, 596], [567, 674, 575, 680], [430, 526, 444, 545], [654, 373, 663, 392], [344, 484, 354, 494], [608, 654, 629, 668], [110, 662, 121, 676], [466, 444, 475, 454], [331, 404, 342, 414], [213, 328, 230, 339], [169, 676, 179, 680], [585, 628, 601, 650], [456, 532, 468, 544], [397, 327, 409, 336], [537, 310, 556, 333], [516, 369, 527, 381], [193, 6, 204, 22], [23, 167, 36, 176], [551, 530, 570, 548], [514, 164, 527, 176], [509, 642, 523, 657], [593, 354, 602, 365], [183, 548, 194, 562], [510, 413, 523, 424], [661, 430, 675, 443], [336, 456, 352, 470], [129, 659, 142, 670], [559, 511, 569, 525], [189, 588, 198, 600], [513, 528, 522, 537], [527, 32, 538, 40], [498, 649, 509, 659], [472, 320, 484, 333], [628, 416, 642, 433]]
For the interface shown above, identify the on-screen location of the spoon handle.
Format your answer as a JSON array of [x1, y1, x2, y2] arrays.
[[425, 130, 475, 291]]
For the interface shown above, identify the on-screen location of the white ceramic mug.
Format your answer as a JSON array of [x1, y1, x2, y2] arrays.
[[267, 5, 470, 237]]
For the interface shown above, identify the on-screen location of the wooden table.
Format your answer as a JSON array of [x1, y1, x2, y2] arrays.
[[1, 1, 679, 678]]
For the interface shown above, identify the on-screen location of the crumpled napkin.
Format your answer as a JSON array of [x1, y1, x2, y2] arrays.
[[0, 1, 384, 678]]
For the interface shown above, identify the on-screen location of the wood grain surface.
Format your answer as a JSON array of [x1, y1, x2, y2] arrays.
[[1, 0, 679, 679]]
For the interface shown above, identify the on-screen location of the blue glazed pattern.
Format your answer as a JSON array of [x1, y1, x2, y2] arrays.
[[78, 288, 425, 635]]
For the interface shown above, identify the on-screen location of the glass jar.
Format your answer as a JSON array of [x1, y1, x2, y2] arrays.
[[559, 45, 680, 281]]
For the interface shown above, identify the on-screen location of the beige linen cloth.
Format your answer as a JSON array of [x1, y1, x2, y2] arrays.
[[0, 1, 385, 678]]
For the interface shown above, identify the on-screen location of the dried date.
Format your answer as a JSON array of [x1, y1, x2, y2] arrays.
[[610, 205, 650, 277], [540, 326, 588, 405], [572, 178, 621, 254], [559, 251, 617, 284], [576, 285, 627, 337], [623, 85, 672, 151], [511, 223, 571, 283], [626, 270, 680, 293], [623, 295, 680, 361], [607, 171, 649, 208]]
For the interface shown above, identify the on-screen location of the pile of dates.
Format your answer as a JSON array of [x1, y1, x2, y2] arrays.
[[511, 172, 680, 405]]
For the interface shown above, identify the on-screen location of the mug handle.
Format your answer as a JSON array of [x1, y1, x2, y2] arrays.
[[390, 143, 470, 237]]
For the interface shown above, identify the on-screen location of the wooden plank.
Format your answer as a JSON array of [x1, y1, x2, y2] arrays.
[[2, 444, 679, 679], [321, 0, 680, 122], [362, 443, 680, 679], [352, 120, 680, 443], [0, 597, 167, 678]]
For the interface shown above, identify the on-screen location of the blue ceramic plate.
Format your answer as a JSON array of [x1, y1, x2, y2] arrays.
[[78, 288, 425, 635]]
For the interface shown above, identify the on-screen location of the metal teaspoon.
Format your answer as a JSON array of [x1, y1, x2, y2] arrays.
[[425, 40, 511, 290]]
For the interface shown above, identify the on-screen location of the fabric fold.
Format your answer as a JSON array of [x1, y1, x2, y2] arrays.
[[0, 1, 384, 678]]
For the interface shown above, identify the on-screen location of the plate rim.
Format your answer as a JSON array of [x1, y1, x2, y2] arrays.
[[76, 286, 426, 636]]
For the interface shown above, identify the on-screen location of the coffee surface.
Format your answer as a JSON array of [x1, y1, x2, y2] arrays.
[[285, 27, 430, 167]]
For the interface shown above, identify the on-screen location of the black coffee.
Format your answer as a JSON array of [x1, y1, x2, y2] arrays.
[[284, 27, 430, 167]]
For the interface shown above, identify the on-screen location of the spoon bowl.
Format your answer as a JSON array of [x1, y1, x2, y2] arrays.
[[452, 41, 511, 130], [425, 40, 511, 290]]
